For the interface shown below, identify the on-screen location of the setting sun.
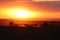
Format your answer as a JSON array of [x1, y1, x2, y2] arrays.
[[13, 9, 30, 18], [1, 8, 43, 20]]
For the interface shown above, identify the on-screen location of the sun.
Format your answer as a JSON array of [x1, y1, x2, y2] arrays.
[[9, 8, 38, 19], [13, 9, 30, 18]]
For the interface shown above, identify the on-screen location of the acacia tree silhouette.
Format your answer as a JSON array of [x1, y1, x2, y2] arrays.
[[9, 22, 14, 27], [14, 24, 18, 27]]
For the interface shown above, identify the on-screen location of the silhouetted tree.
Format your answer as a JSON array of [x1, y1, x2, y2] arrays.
[[41, 22, 48, 29], [9, 22, 14, 27], [15, 24, 18, 27], [24, 24, 33, 32]]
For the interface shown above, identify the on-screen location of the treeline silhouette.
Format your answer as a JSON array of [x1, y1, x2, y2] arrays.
[[0, 21, 60, 40]]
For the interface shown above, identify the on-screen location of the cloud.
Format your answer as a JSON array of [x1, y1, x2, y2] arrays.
[[0, 1, 60, 12], [32, 2, 60, 12], [33, 0, 60, 2], [0, 0, 32, 2], [0, 0, 15, 2], [0, 0, 60, 3]]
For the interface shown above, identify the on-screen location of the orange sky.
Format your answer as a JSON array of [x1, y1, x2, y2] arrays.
[[0, 1, 60, 21]]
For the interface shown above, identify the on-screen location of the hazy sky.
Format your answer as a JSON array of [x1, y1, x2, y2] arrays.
[[0, 0, 60, 21], [0, 0, 60, 2]]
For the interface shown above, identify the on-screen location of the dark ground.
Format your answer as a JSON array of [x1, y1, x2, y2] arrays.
[[0, 21, 60, 40]]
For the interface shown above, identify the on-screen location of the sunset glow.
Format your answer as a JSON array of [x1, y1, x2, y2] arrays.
[[10, 9, 40, 19], [0, 8, 40, 20], [12, 9, 31, 18], [0, 1, 60, 21]]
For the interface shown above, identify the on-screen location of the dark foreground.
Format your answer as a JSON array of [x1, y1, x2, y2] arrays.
[[0, 21, 60, 40], [0, 26, 60, 40]]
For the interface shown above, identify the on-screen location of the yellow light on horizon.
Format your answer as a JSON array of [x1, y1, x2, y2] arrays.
[[12, 10, 31, 18], [1, 8, 44, 20]]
